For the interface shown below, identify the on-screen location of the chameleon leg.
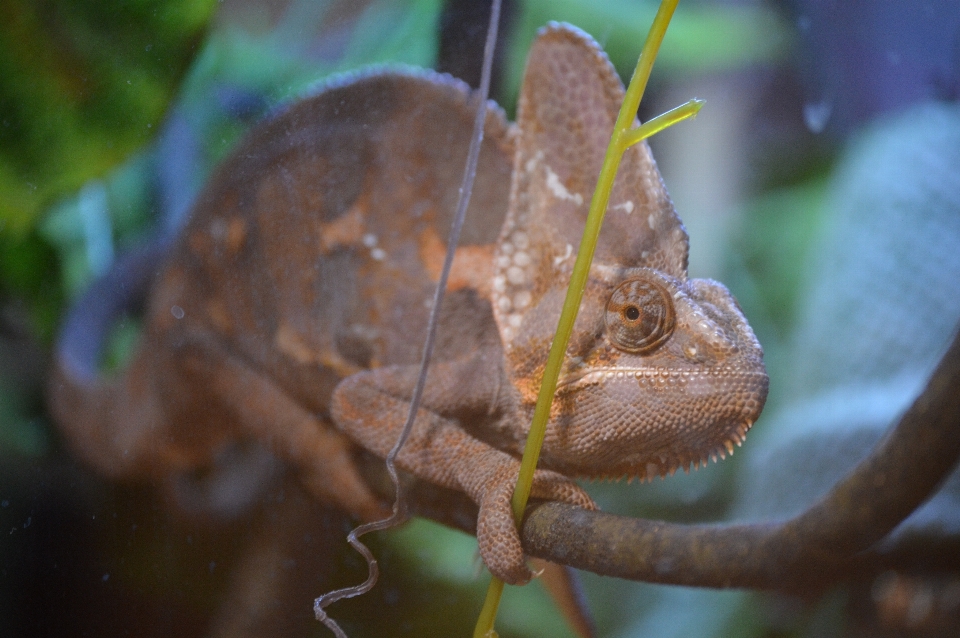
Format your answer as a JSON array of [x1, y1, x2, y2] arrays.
[[331, 366, 596, 584], [174, 333, 389, 522]]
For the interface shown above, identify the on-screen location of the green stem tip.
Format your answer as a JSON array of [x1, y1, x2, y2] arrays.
[[622, 98, 704, 149]]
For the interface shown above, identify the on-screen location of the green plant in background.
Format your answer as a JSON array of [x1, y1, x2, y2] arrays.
[[0, 0, 215, 343], [0, 0, 218, 235]]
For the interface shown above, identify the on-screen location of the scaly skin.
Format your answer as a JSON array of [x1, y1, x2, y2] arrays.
[[49, 24, 767, 588]]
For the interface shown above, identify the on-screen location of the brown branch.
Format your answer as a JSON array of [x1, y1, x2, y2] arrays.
[[518, 326, 960, 591]]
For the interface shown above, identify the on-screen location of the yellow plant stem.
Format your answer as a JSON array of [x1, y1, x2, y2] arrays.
[[622, 98, 703, 149], [474, 577, 505, 638], [474, 1, 689, 635]]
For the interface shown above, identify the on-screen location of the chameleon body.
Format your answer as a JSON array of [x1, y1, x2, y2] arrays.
[[50, 25, 768, 586]]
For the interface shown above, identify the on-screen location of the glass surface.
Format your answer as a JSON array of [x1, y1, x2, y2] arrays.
[[2, 1, 958, 636]]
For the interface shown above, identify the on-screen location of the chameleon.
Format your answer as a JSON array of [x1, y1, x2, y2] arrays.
[[49, 24, 768, 587]]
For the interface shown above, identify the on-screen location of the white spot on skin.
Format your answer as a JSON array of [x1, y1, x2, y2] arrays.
[[497, 296, 512, 313], [553, 243, 574, 268], [171, 305, 184, 319], [506, 266, 525, 285], [362, 234, 377, 248], [512, 231, 529, 250], [648, 213, 656, 230], [509, 315, 522, 328], [513, 290, 531, 309], [492, 275, 506, 293], [496, 254, 511, 269], [525, 150, 544, 174], [614, 201, 634, 214], [512, 251, 531, 267], [545, 166, 584, 206], [371, 248, 386, 261]]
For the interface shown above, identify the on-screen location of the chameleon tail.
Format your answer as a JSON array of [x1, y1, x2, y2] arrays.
[[532, 559, 597, 638], [48, 239, 170, 479]]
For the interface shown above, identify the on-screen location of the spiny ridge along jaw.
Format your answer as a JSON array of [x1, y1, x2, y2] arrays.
[[581, 419, 754, 483]]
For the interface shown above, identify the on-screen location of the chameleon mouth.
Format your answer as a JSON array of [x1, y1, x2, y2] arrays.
[[556, 366, 660, 392], [556, 365, 754, 393]]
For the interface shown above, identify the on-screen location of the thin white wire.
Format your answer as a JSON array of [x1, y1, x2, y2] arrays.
[[314, 1, 503, 635]]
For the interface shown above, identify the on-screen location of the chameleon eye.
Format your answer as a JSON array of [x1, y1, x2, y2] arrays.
[[605, 278, 675, 354]]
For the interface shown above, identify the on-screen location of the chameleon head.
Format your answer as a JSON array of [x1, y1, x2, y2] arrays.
[[540, 266, 768, 480], [490, 22, 768, 482]]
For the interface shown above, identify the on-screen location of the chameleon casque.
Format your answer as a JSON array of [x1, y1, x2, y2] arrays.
[[49, 24, 768, 587]]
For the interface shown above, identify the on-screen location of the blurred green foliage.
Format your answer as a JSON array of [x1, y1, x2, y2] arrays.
[[0, 0, 215, 342], [0, 384, 48, 457], [0, 0, 218, 234]]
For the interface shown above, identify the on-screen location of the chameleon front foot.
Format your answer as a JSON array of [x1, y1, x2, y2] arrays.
[[474, 462, 597, 585]]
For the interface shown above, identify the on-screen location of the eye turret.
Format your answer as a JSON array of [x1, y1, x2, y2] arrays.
[[605, 278, 675, 354]]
